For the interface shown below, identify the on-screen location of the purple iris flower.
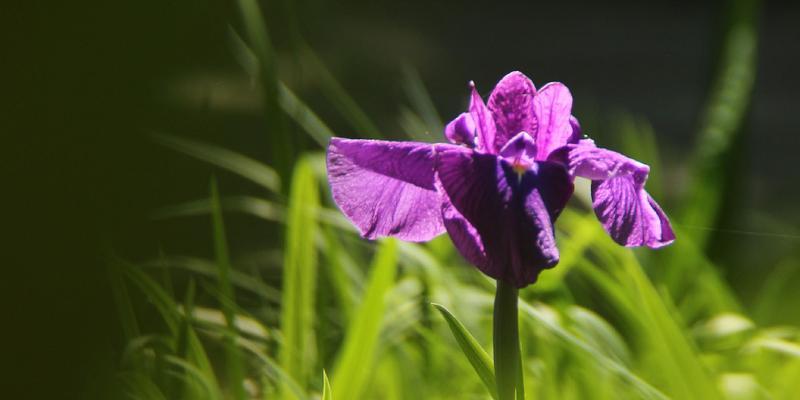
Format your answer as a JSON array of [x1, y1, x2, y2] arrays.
[[327, 71, 674, 288]]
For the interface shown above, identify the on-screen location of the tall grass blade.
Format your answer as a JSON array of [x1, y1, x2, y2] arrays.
[[209, 177, 246, 400], [229, 29, 336, 147], [681, 0, 759, 247], [279, 157, 320, 399], [332, 239, 399, 400], [236, 0, 293, 179]]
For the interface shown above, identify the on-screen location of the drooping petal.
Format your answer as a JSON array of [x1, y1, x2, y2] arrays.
[[499, 131, 537, 168], [469, 81, 497, 153], [434, 144, 574, 287], [592, 179, 675, 248], [557, 139, 649, 184], [444, 112, 476, 146], [533, 82, 574, 160], [327, 138, 445, 241], [487, 71, 538, 152], [552, 141, 674, 248]]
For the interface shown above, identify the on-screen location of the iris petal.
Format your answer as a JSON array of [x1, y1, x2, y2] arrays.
[[469, 82, 497, 153], [499, 131, 537, 167], [533, 82, 574, 160], [444, 112, 476, 146], [487, 71, 538, 152], [327, 138, 445, 241], [434, 144, 573, 287], [553, 141, 675, 248]]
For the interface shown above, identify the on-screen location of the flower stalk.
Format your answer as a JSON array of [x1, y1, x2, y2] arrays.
[[493, 280, 521, 400]]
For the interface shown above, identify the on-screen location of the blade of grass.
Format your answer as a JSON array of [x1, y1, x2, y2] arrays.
[[209, 177, 245, 400], [332, 239, 399, 400], [109, 258, 140, 341], [229, 29, 336, 147], [681, 0, 759, 247], [516, 299, 670, 400], [144, 255, 281, 304], [154, 134, 281, 193], [278, 82, 336, 147], [432, 303, 497, 399], [118, 258, 180, 333], [322, 370, 333, 400], [236, 0, 293, 179], [279, 157, 320, 399], [299, 44, 382, 138], [152, 195, 285, 223], [402, 66, 443, 140]]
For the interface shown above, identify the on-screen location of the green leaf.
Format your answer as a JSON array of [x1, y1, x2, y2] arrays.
[[279, 157, 320, 399], [235, 0, 292, 178], [299, 44, 382, 138], [432, 303, 497, 399], [322, 370, 333, 400], [154, 133, 281, 192], [333, 239, 399, 400], [209, 177, 245, 400], [567, 306, 631, 366]]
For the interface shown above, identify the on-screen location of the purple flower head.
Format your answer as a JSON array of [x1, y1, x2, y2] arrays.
[[327, 71, 674, 288]]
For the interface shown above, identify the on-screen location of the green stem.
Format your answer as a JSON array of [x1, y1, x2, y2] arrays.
[[494, 280, 520, 400]]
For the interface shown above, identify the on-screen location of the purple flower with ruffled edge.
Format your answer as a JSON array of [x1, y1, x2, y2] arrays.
[[326, 71, 674, 288]]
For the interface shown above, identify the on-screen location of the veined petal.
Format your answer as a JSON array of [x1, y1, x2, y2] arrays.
[[469, 82, 497, 153], [327, 138, 445, 241], [533, 82, 574, 160], [557, 140, 649, 185], [569, 115, 582, 142], [488, 71, 538, 152], [499, 131, 537, 168], [553, 141, 674, 248], [592, 178, 675, 248], [444, 112, 476, 146], [434, 144, 573, 287]]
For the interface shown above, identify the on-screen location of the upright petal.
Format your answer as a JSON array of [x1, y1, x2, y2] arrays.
[[469, 82, 497, 153], [553, 141, 675, 248], [499, 131, 537, 168], [444, 112, 476, 146], [434, 144, 573, 287], [569, 115, 583, 142], [327, 138, 445, 241], [487, 72, 538, 152], [533, 82, 574, 160]]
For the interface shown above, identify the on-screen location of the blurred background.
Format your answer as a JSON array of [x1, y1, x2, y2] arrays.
[[5, 0, 800, 398]]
